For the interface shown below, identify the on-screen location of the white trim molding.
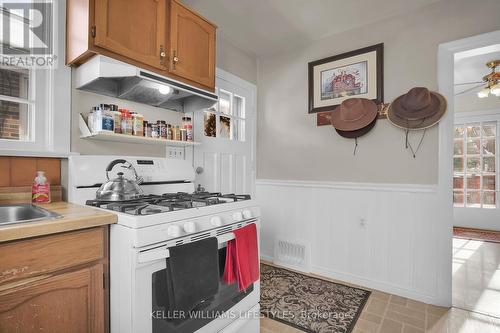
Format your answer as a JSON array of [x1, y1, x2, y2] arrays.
[[256, 179, 437, 193]]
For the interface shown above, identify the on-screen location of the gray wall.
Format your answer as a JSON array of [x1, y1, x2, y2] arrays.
[[256, 0, 500, 184], [216, 33, 258, 84]]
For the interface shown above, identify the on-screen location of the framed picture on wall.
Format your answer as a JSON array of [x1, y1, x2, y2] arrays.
[[308, 43, 384, 113]]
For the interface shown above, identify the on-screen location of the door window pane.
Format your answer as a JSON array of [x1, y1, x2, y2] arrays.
[[466, 191, 481, 207], [482, 139, 495, 155], [482, 123, 496, 137], [454, 157, 464, 173], [219, 90, 232, 115], [219, 116, 231, 139], [467, 139, 480, 154], [483, 191, 496, 209], [466, 125, 481, 138], [467, 175, 481, 190], [204, 112, 216, 137], [483, 156, 495, 173], [453, 176, 464, 189], [234, 95, 245, 118], [483, 175, 496, 190], [454, 140, 463, 155], [466, 157, 481, 173], [454, 126, 464, 138], [454, 191, 464, 207]]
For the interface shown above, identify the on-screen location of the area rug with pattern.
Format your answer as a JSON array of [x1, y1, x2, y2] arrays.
[[453, 227, 500, 244], [260, 263, 370, 333]]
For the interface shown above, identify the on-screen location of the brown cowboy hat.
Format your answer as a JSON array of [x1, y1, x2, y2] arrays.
[[330, 98, 378, 132], [335, 117, 377, 138], [388, 87, 447, 130]]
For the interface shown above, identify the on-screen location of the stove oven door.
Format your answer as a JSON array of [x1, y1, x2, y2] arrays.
[[132, 233, 260, 333]]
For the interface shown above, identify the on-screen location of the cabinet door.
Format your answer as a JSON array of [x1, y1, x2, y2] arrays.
[[94, 0, 167, 70], [0, 265, 104, 333], [169, 0, 216, 89]]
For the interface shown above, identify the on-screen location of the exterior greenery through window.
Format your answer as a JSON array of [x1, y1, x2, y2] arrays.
[[453, 122, 497, 208]]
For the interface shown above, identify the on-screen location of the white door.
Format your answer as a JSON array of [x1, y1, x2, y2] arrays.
[[193, 70, 256, 196]]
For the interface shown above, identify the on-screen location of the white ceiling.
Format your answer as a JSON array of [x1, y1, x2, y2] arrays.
[[454, 48, 500, 95], [183, 0, 442, 57]]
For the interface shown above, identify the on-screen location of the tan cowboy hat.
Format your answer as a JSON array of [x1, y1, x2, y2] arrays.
[[387, 87, 447, 130], [330, 98, 378, 134]]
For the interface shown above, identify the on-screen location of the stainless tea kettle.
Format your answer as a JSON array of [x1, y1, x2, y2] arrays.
[[96, 159, 144, 201]]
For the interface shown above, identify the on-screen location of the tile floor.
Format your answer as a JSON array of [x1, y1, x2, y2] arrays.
[[453, 237, 500, 318], [261, 253, 500, 333]]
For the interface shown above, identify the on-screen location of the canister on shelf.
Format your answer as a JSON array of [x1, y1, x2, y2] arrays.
[[185, 124, 193, 142], [180, 128, 187, 141], [174, 125, 181, 141], [157, 120, 167, 139], [166, 124, 172, 140], [151, 123, 160, 138], [120, 109, 133, 135]]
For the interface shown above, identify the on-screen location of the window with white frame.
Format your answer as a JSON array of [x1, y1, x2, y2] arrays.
[[204, 88, 246, 141], [0, 67, 33, 141], [453, 121, 497, 208]]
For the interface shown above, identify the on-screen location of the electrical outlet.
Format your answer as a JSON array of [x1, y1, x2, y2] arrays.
[[167, 147, 184, 159]]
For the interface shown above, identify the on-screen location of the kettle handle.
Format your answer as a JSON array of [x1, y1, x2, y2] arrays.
[[105, 159, 143, 184]]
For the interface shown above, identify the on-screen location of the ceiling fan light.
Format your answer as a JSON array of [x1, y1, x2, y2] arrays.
[[491, 84, 500, 97], [477, 88, 490, 98]]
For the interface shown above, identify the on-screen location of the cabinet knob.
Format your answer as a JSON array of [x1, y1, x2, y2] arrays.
[[173, 56, 179, 63], [160, 51, 166, 58]]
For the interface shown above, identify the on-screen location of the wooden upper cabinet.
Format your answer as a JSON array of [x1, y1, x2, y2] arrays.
[[66, 0, 216, 91], [94, 0, 167, 70], [169, 0, 216, 89]]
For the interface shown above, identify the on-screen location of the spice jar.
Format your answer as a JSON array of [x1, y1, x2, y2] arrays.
[[185, 124, 193, 142], [180, 128, 187, 141], [166, 124, 172, 140], [120, 109, 133, 135], [174, 125, 181, 141], [151, 123, 160, 138], [157, 120, 167, 139], [132, 113, 144, 136]]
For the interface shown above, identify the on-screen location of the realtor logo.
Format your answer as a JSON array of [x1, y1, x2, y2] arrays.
[[0, 0, 56, 68]]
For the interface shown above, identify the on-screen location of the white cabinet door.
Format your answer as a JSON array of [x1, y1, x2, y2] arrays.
[[193, 70, 256, 196]]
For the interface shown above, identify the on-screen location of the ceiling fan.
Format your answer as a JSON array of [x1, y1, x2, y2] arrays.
[[455, 60, 500, 97]]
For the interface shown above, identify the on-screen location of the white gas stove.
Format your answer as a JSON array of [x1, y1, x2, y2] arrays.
[[68, 155, 260, 333]]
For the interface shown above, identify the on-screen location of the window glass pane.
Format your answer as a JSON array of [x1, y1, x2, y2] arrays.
[[454, 157, 464, 173], [483, 175, 496, 190], [466, 157, 481, 173], [219, 116, 231, 139], [453, 191, 464, 207], [466, 125, 481, 138], [231, 118, 238, 141], [467, 139, 480, 154], [482, 123, 496, 137], [204, 112, 216, 137], [0, 101, 29, 141], [483, 156, 495, 173], [483, 191, 496, 209], [467, 175, 481, 190], [454, 140, 463, 155], [453, 176, 464, 189], [482, 138, 495, 155], [234, 95, 245, 118], [454, 126, 464, 139], [0, 68, 29, 99], [466, 191, 481, 208], [219, 90, 232, 115]]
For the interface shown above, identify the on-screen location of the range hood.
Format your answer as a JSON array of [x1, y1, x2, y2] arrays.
[[74, 55, 218, 112]]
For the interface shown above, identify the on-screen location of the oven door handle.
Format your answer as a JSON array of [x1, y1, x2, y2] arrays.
[[137, 232, 235, 264]]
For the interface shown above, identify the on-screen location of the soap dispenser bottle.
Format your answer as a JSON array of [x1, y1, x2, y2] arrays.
[[32, 171, 51, 203]]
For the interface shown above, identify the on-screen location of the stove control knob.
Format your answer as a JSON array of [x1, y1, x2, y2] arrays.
[[232, 211, 243, 222], [183, 222, 196, 233], [242, 209, 252, 219], [167, 225, 182, 238], [210, 216, 223, 227]]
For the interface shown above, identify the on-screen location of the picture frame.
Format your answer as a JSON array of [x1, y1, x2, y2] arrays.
[[308, 43, 384, 114]]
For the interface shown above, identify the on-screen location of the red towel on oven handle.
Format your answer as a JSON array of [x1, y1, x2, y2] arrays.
[[223, 223, 259, 291]]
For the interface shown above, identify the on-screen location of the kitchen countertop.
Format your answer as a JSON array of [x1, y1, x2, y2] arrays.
[[0, 201, 117, 242]]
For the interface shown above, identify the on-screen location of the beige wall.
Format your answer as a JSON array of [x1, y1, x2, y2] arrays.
[[216, 33, 258, 84], [257, 0, 500, 184]]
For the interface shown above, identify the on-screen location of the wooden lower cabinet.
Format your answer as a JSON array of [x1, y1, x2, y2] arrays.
[[0, 227, 109, 333]]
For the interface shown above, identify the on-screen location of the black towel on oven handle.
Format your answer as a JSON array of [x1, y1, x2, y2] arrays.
[[165, 237, 220, 314]]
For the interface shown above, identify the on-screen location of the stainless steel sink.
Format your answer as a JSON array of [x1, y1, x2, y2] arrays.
[[0, 204, 62, 226]]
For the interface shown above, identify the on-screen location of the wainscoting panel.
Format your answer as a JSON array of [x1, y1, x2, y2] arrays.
[[256, 179, 449, 306]]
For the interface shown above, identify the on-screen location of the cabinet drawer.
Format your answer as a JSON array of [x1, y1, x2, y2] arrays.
[[0, 227, 105, 285]]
